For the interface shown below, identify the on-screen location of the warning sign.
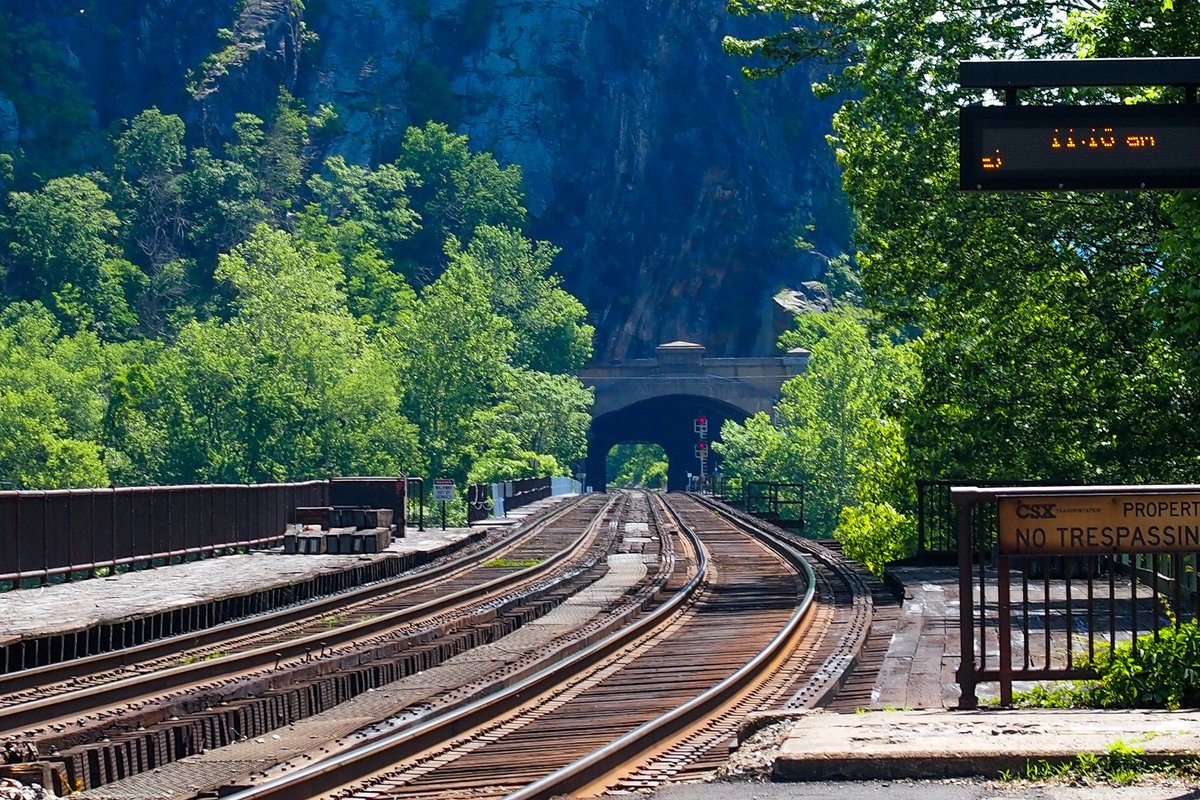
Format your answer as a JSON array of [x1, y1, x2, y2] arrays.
[[433, 479, 455, 502], [998, 493, 1200, 555]]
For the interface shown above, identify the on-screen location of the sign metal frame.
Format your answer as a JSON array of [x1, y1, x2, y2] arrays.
[[958, 57, 1200, 191], [960, 103, 1200, 191]]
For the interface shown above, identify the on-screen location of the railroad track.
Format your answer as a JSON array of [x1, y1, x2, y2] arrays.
[[212, 491, 876, 800], [3, 493, 681, 794], [0, 495, 614, 712], [12, 491, 883, 799]]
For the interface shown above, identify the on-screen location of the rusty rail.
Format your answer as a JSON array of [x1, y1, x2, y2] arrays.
[[0, 495, 610, 738], [226, 492, 820, 800], [218, 493, 706, 800], [506, 494, 817, 800]]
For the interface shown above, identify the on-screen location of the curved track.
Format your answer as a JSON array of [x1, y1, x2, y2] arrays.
[[13, 490, 884, 799], [3, 494, 676, 794], [223, 491, 842, 800]]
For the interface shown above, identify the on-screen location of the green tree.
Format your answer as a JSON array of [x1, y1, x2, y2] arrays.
[[303, 157, 422, 326], [101, 341, 170, 484], [718, 307, 918, 538], [0, 94, 592, 495], [112, 108, 192, 335], [724, 0, 1200, 492], [146, 225, 420, 483], [183, 103, 311, 272], [223, 92, 310, 219], [487, 368, 593, 468], [1067, 1, 1200, 407], [449, 225, 593, 372], [606, 443, 669, 490], [0, 303, 109, 488], [468, 430, 562, 485], [306, 155, 420, 256], [395, 122, 526, 280], [398, 256, 515, 480], [5, 175, 139, 339]]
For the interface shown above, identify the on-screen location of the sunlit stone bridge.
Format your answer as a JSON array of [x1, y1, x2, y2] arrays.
[[579, 341, 809, 491]]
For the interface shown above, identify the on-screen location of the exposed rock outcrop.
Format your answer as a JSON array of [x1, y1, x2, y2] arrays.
[[0, 0, 848, 359]]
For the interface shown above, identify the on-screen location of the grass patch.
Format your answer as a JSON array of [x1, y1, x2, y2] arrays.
[[999, 740, 1198, 785], [178, 650, 226, 666], [483, 558, 542, 569]]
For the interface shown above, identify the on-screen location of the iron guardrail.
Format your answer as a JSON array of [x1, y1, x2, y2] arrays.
[[743, 481, 805, 529], [0, 478, 416, 588], [952, 484, 1200, 707]]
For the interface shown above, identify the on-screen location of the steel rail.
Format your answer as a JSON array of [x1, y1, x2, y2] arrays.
[[0, 496, 593, 697], [217, 492, 707, 800], [0, 494, 620, 735], [502, 492, 818, 800]]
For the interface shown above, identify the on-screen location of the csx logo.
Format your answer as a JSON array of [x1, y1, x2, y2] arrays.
[[1016, 503, 1057, 520]]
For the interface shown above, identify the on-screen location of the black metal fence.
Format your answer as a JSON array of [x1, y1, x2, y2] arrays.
[[0, 481, 327, 586], [917, 479, 981, 559], [743, 481, 805, 529], [918, 478, 1062, 560]]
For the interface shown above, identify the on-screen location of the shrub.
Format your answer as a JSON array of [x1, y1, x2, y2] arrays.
[[835, 500, 914, 576], [1015, 612, 1200, 710], [1085, 614, 1200, 710]]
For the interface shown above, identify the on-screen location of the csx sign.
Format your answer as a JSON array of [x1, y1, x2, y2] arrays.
[[997, 491, 1200, 555], [1015, 503, 1057, 520]]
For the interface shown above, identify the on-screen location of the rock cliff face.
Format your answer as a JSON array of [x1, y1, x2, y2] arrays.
[[0, 0, 847, 359]]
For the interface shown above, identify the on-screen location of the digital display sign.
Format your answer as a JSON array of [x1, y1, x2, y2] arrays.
[[960, 104, 1200, 191]]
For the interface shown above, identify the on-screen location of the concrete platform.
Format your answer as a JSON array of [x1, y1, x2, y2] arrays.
[[768, 565, 1200, 783], [774, 709, 1200, 780], [0, 497, 573, 645]]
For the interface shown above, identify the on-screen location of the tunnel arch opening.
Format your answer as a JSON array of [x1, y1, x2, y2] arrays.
[[584, 394, 749, 492]]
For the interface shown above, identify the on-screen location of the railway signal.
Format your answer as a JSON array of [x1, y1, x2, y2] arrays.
[[694, 416, 708, 438], [695, 442, 708, 460]]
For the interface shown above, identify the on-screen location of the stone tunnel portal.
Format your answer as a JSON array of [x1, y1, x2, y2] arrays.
[[584, 394, 749, 492]]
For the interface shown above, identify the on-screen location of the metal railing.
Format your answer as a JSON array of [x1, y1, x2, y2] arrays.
[[0, 481, 327, 587], [466, 477, 553, 525], [952, 484, 1200, 707], [743, 481, 805, 529], [918, 478, 1065, 560]]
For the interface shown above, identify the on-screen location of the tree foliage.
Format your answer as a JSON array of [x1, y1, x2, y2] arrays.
[[721, 0, 1200, 569], [719, 307, 918, 539], [0, 304, 109, 488], [606, 443, 669, 490], [394, 122, 526, 281], [0, 98, 592, 491]]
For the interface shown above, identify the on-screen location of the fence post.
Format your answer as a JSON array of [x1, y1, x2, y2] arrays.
[[917, 480, 926, 556], [955, 488, 978, 710]]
